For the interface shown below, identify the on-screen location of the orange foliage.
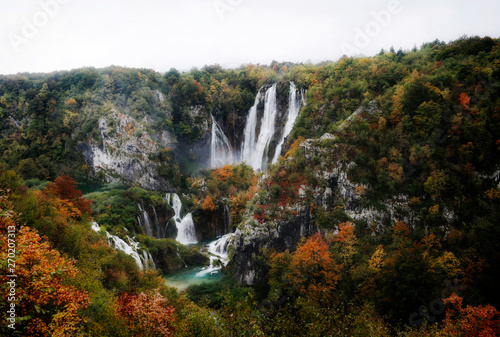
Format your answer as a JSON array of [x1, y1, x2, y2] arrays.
[[485, 188, 500, 200], [65, 97, 77, 107], [0, 219, 89, 335], [116, 289, 175, 337], [285, 136, 305, 158], [335, 222, 355, 243], [459, 92, 471, 110], [273, 233, 341, 302], [201, 195, 215, 212], [212, 164, 234, 182], [441, 293, 500, 336], [392, 221, 410, 238]]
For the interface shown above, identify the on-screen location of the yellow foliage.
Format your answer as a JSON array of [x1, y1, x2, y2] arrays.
[[432, 251, 463, 279], [429, 204, 440, 215], [368, 245, 386, 272]]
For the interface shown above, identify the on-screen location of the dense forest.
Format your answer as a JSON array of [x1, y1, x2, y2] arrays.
[[1, 36, 499, 336]]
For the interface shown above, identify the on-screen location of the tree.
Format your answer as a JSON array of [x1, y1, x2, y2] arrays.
[[270, 233, 341, 303], [116, 289, 175, 337], [334, 221, 357, 266], [44, 174, 92, 218]]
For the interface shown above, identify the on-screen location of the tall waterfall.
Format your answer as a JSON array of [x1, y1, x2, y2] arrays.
[[272, 82, 304, 164], [210, 115, 235, 168], [241, 84, 278, 171], [241, 89, 262, 165], [167, 193, 197, 245]]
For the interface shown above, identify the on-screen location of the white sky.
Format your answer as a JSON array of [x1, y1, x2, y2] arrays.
[[0, 0, 499, 75]]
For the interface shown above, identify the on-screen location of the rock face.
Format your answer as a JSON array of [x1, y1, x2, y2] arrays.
[[78, 109, 175, 190], [233, 214, 315, 286], [193, 205, 231, 241]]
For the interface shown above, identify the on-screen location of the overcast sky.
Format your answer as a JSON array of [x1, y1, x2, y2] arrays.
[[1, 0, 499, 75]]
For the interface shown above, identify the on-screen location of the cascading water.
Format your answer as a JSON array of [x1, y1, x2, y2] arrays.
[[138, 202, 153, 237], [152, 206, 161, 238], [210, 115, 235, 168], [92, 221, 154, 271], [241, 89, 262, 165], [272, 82, 304, 164], [166, 193, 197, 245], [196, 233, 234, 277], [241, 83, 278, 171]]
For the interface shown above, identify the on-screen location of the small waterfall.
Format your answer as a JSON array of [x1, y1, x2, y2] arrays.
[[138, 203, 153, 237], [176, 246, 187, 267], [272, 82, 304, 164], [91, 221, 101, 232], [166, 193, 197, 245], [196, 233, 234, 277], [143, 250, 157, 269], [177, 213, 197, 245], [107, 233, 145, 270], [92, 221, 153, 271], [152, 206, 161, 238], [211, 115, 235, 168]]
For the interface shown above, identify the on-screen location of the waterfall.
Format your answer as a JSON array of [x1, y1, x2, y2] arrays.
[[241, 84, 278, 171], [241, 89, 262, 165], [196, 233, 234, 277], [152, 206, 161, 238], [210, 115, 235, 168], [138, 203, 153, 237], [91, 221, 101, 232], [272, 82, 304, 164], [92, 221, 153, 271], [143, 250, 157, 269], [253, 83, 278, 170], [166, 193, 197, 245]]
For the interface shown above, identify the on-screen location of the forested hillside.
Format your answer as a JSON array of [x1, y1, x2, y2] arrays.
[[1, 36, 499, 336]]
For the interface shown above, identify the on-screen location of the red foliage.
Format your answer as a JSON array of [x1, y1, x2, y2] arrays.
[[45, 174, 92, 217], [392, 221, 410, 238], [441, 293, 500, 336], [116, 289, 175, 337]]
